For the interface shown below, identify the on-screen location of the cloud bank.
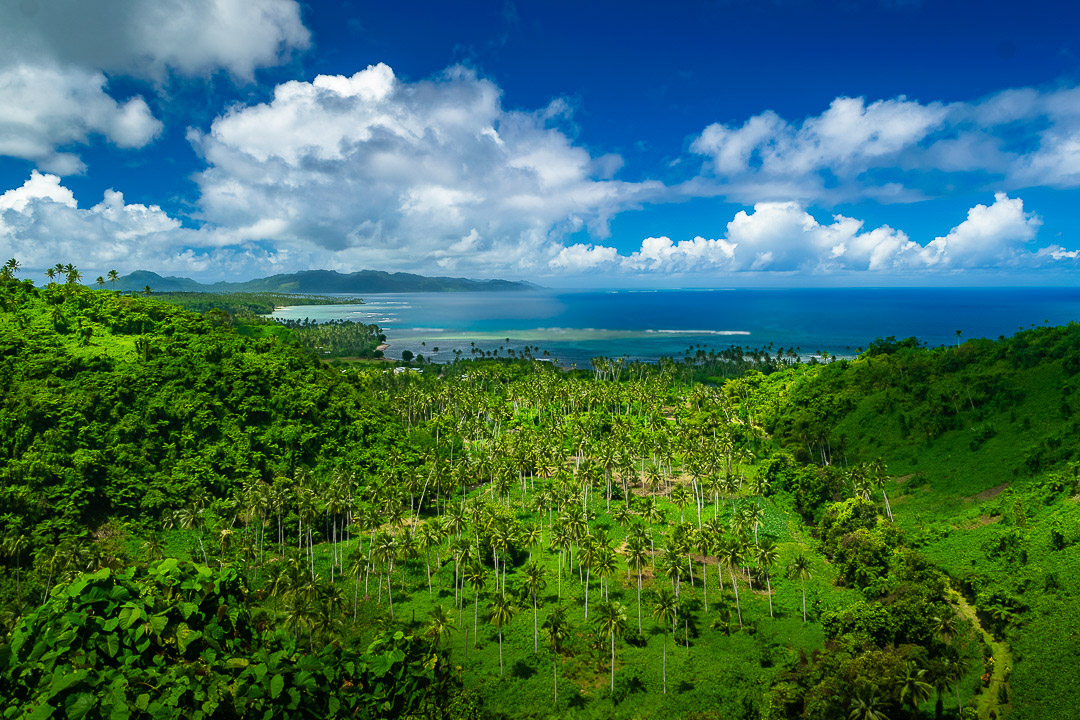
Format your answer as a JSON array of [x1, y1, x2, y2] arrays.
[[188, 63, 659, 274], [551, 193, 1058, 275], [689, 87, 1080, 204]]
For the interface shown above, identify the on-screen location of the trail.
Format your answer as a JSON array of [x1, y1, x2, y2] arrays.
[[951, 589, 1013, 719]]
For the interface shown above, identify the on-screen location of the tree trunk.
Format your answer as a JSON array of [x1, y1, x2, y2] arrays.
[[730, 566, 743, 628], [611, 634, 615, 692], [637, 573, 642, 631], [766, 574, 773, 618], [554, 651, 558, 703], [662, 632, 668, 694]]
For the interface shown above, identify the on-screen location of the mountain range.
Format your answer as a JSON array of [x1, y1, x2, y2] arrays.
[[112, 269, 539, 294]]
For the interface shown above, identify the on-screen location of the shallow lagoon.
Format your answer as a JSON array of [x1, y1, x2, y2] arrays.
[[271, 287, 1080, 366]]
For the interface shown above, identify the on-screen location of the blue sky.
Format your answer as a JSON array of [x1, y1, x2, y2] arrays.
[[1, 0, 1079, 285]]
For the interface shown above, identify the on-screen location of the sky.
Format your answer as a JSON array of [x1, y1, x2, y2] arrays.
[[2, 0, 1080, 286]]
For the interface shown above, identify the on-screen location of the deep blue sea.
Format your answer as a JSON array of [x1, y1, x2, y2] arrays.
[[271, 288, 1080, 368]]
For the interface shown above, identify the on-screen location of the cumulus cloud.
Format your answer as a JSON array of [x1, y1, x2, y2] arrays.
[[188, 63, 659, 274], [622, 236, 737, 272], [0, 65, 161, 174], [0, 171, 188, 272], [0, 171, 1072, 280], [922, 193, 1042, 268], [551, 243, 620, 271], [0, 171, 270, 278], [545, 193, 1067, 275], [0, 0, 309, 173], [689, 85, 1080, 203], [0, 0, 309, 82]]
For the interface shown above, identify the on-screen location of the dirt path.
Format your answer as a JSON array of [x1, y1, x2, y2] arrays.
[[951, 589, 1013, 719]]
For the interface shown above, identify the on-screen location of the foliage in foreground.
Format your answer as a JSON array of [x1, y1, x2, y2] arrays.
[[0, 559, 459, 720]]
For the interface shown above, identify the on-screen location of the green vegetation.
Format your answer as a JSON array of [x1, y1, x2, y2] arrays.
[[1, 261, 1077, 719], [134, 291, 363, 317], [275, 318, 385, 359]]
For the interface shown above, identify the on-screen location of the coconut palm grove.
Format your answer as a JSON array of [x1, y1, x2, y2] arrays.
[[2, 265, 1079, 720]]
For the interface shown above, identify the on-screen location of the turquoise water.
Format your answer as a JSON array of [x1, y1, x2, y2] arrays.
[[271, 287, 1080, 367]]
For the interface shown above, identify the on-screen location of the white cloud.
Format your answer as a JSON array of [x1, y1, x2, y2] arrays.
[[188, 63, 659, 274], [691, 96, 948, 202], [688, 85, 1080, 203], [1, 172, 1073, 280], [0, 171, 201, 275], [0, 0, 309, 82], [0, 64, 161, 174], [922, 193, 1042, 268], [550, 243, 619, 271], [621, 236, 737, 272], [542, 193, 1066, 275], [0, 0, 309, 173], [0, 171, 75, 212]]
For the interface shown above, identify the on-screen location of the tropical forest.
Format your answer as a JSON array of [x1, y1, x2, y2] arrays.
[[1, 262, 1078, 720]]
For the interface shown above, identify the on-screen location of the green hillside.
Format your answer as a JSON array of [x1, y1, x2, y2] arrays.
[[1, 272, 1076, 720], [113, 269, 538, 294], [742, 329, 1080, 720]]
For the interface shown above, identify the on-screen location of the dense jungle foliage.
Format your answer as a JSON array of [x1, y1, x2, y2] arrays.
[[1, 267, 1077, 720], [133, 292, 363, 317]]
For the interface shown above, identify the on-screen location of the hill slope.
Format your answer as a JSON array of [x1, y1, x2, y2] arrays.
[[113, 269, 539, 293], [743, 329, 1080, 720]]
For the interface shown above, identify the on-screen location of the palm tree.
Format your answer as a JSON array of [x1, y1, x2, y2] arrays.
[[417, 521, 442, 598], [579, 535, 597, 619], [944, 654, 968, 716], [650, 587, 679, 694], [488, 593, 515, 676], [541, 606, 570, 704], [140, 533, 165, 562], [44, 267, 56, 283], [719, 537, 745, 628], [848, 687, 890, 720], [107, 269, 119, 287], [746, 502, 765, 545], [173, 503, 208, 563], [523, 559, 547, 652], [594, 600, 628, 693], [756, 539, 779, 618], [373, 531, 397, 617], [594, 542, 617, 601], [425, 605, 456, 648], [95, 276, 105, 288], [789, 553, 812, 623], [549, 523, 572, 598], [933, 612, 957, 644], [671, 484, 692, 523], [463, 563, 486, 648], [142, 284, 152, 297], [899, 661, 933, 717], [625, 535, 649, 631], [1, 532, 28, 604], [869, 458, 894, 521]]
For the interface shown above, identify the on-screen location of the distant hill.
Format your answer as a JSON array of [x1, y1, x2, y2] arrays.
[[112, 269, 540, 294]]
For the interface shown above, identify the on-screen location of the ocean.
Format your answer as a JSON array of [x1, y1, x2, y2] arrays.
[[271, 287, 1080, 367]]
